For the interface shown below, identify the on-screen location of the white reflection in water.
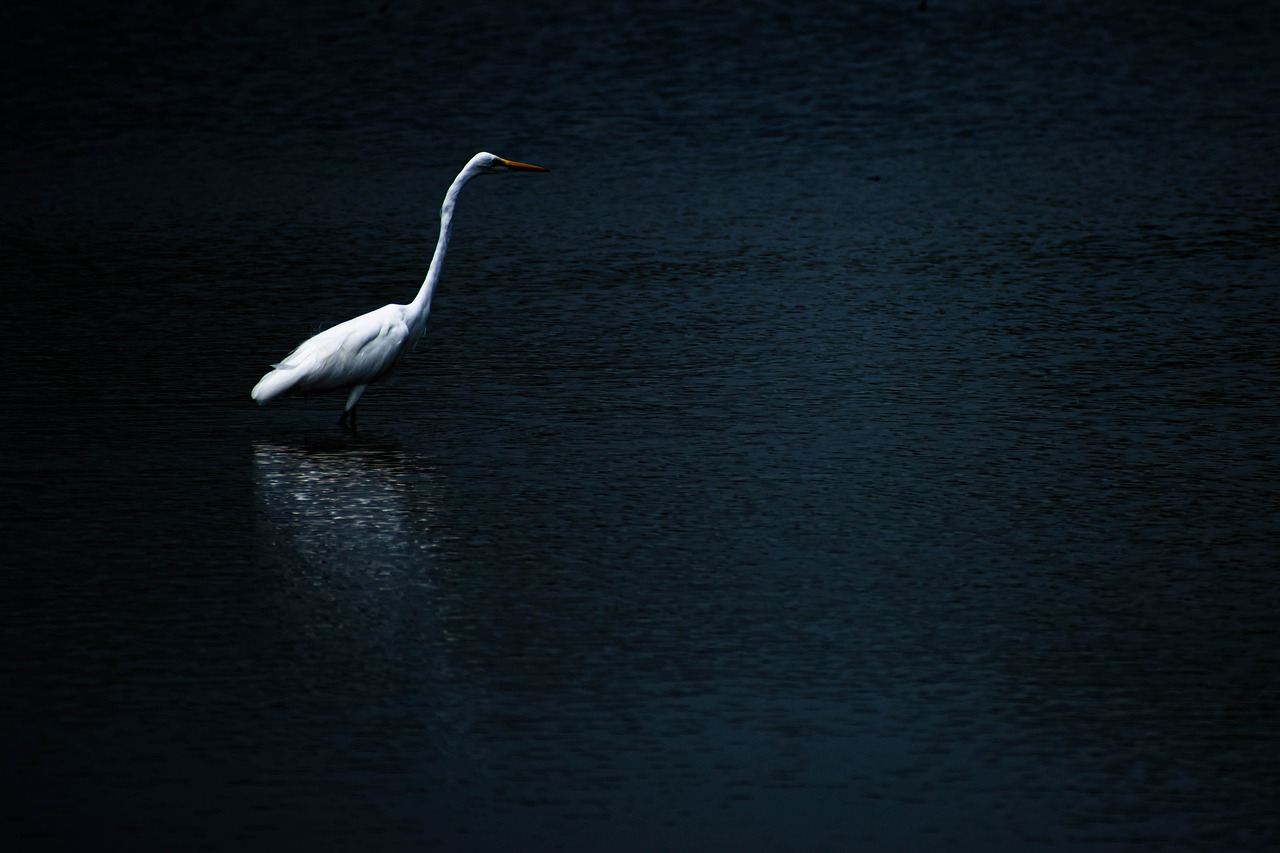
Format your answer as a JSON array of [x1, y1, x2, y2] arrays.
[[252, 440, 487, 770], [251, 440, 447, 646]]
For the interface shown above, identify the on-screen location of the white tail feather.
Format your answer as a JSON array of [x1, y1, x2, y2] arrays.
[[251, 365, 299, 405]]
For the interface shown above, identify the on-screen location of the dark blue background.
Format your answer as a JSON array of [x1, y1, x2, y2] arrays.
[[3, 1, 1278, 850]]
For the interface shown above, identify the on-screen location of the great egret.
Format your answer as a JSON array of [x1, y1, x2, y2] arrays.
[[252, 152, 549, 431]]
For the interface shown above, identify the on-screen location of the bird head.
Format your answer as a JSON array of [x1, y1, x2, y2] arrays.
[[473, 152, 549, 175]]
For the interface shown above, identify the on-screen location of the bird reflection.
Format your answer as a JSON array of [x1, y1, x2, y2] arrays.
[[251, 438, 448, 647], [252, 439, 481, 762]]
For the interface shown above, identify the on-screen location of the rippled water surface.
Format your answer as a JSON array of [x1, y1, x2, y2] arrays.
[[4, 1, 1278, 850]]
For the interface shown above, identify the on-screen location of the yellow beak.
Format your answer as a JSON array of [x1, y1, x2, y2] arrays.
[[498, 157, 549, 173]]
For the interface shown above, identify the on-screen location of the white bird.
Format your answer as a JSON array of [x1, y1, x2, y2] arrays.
[[252, 152, 548, 431]]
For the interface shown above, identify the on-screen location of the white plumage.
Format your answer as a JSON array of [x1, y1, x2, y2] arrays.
[[252, 152, 548, 431]]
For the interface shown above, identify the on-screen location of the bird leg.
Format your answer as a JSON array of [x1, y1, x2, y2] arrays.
[[339, 406, 359, 433], [339, 384, 367, 432]]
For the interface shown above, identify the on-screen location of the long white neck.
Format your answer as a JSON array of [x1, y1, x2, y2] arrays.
[[406, 161, 480, 333]]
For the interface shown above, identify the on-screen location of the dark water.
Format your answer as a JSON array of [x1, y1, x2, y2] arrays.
[[4, 1, 1278, 850]]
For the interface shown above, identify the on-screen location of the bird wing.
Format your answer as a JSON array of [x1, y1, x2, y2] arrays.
[[253, 304, 414, 402]]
